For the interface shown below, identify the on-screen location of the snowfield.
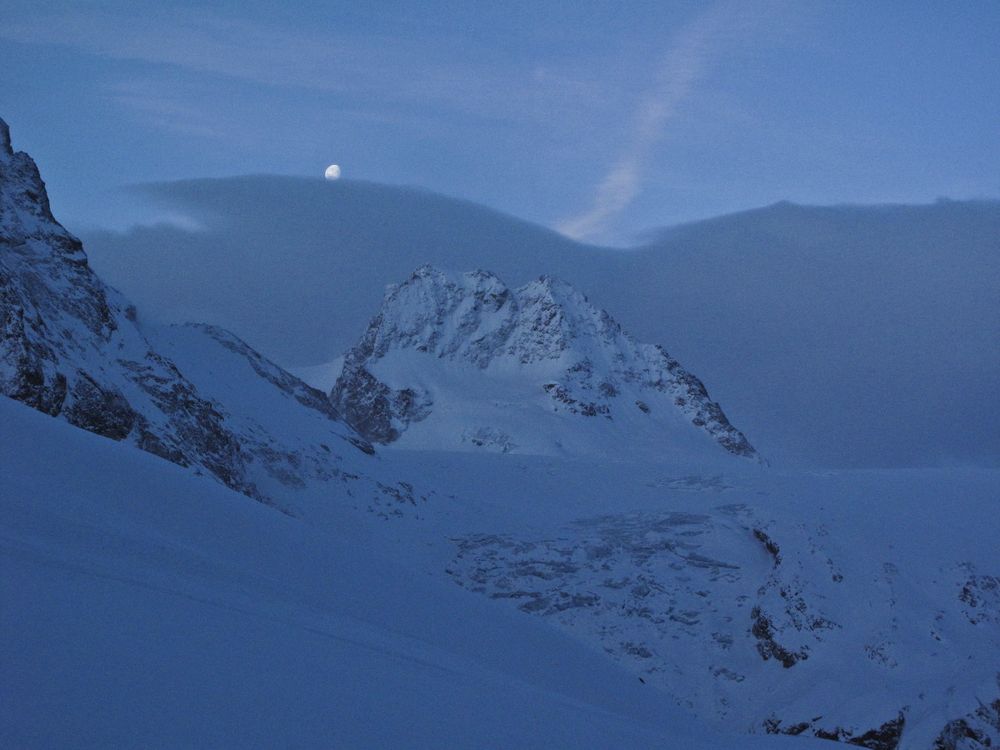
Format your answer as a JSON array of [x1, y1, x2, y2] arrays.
[[1, 397, 821, 749], [4, 395, 998, 748]]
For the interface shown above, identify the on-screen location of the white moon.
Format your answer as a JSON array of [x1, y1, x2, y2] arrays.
[[324, 164, 341, 180]]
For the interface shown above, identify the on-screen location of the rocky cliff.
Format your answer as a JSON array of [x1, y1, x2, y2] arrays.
[[0, 117, 378, 508]]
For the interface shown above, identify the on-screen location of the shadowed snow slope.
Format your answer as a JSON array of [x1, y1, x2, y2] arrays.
[[0, 396, 810, 750], [331, 266, 758, 462], [84, 177, 1000, 468], [5, 388, 1000, 748]]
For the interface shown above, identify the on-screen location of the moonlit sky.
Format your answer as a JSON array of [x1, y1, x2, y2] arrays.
[[2, 0, 998, 243]]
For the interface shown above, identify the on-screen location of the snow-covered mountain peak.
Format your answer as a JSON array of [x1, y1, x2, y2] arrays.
[[0, 118, 85, 264], [365, 265, 630, 368], [507, 272, 627, 366], [367, 265, 517, 367], [332, 266, 759, 461]]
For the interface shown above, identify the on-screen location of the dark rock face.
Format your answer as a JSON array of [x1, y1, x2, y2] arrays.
[[655, 346, 757, 458], [0, 117, 262, 496], [749, 541, 837, 673], [753, 528, 782, 565], [62, 372, 136, 440], [765, 712, 906, 749], [959, 572, 1000, 625], [1, 122, 112, 419], [750, 606, 806, 668], [0, 117, 384, 504], [331, 360, 432, 445], [0, 294, 68, 415], [542, 381, 611, 418], [933, 682, 1000, 750]]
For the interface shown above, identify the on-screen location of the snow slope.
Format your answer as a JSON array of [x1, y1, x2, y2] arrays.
[[331, 266, 758, 462], [1, 395, 811, 750], [374, 448, 1000, 749], [4, 388, 998, 748], [83, 177, 1000, 468]]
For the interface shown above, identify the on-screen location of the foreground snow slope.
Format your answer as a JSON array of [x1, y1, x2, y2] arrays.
[[1, 396, 810, 749], [368, 447, 1000, 749], [4, 398, 998, 749]]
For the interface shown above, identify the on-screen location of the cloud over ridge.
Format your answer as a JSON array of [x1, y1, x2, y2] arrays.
[[556, 1, 775, 241]]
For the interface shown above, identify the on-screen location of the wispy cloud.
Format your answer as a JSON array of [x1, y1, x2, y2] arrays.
[[0, 8, 626, 129], [103, 80, 232, 141], [555, 1, 777, 242]]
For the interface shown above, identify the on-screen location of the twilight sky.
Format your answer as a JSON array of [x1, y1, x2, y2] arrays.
[[2, 0, 998, 243]]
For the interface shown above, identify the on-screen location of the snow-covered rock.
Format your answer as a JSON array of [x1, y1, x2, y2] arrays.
[[0, 117, 376, 507], [437, 458, 1000, 750], [332, 265, 759, 462]]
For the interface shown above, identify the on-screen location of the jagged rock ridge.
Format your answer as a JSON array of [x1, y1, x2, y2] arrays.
[[0, 117, 378, 507], [332, 265, 759, 461]]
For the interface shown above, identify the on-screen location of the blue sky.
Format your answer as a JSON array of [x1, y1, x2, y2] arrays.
[[2, 0, 998, 242]]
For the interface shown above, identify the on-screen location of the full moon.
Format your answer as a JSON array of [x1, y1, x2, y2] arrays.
[[324, 164, 341, 180]]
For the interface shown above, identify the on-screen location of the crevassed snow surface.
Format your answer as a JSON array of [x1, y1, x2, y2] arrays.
[[2, 396, 805, 749], [5, 388, 997, 747]]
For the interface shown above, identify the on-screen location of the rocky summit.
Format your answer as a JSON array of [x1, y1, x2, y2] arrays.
[[331, 265, 759, 462]]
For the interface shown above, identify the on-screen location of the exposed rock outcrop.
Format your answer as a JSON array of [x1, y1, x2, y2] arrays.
[[0, 117, 263, 497], [764, 711, 906, 749]]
